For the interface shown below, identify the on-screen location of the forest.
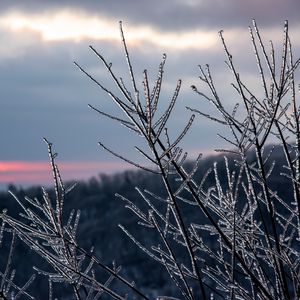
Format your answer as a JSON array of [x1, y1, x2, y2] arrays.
[[0, 147, 292, 299]]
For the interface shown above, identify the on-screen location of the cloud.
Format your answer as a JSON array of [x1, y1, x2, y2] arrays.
[[0, 1, 299, 188], [0, 10, 218, 50], [0, 0, 299, 32]]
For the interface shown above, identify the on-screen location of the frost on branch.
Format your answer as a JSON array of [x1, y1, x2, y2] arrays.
[[75, 20, 300, 299], [0, 20, 299, 300], [0, 140, 150, 300]]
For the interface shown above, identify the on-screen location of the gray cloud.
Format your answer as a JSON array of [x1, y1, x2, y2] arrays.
[[0, 33, 229, 164], [0, 0, 299, 31], [0, 1, 299, 186]]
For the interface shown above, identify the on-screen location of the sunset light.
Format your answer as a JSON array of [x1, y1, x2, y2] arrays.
[[0, 160, 130, 185]]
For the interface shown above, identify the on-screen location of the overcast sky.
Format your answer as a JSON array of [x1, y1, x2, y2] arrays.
[[0, 0, 299, 188]]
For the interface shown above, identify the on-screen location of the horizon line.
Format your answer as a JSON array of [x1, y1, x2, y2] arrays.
[[0, 160, 134, 186]]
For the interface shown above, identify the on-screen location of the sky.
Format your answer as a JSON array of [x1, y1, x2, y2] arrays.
[[0, 0, 299, 188]]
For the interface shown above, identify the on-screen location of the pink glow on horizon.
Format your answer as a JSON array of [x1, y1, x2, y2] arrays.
[[0, 160, 132, 185]]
